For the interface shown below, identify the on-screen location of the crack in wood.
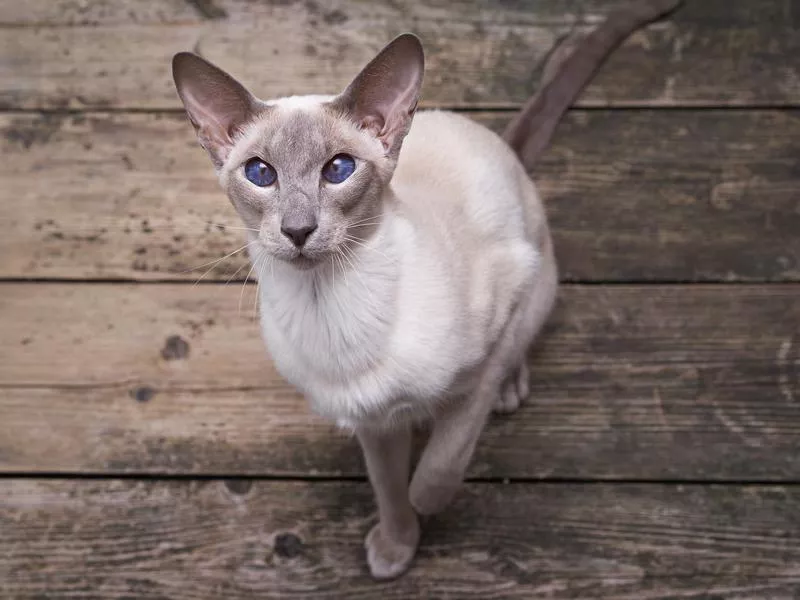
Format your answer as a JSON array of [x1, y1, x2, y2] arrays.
[[777, 337, 797, 404]]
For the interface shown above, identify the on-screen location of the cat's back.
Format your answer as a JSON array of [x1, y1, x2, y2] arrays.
[[395, 110, 521, 193], [388, 110, 548, 380], [401, 110, 509, 158], [392, 111, 547, 259], [393, 110, 542, 237]]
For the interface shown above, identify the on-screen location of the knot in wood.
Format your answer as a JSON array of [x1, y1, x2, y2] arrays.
[[161, 335, 190, 360], [273, 533, 303, 558], [224, 479, 253, 495], [131, 386, 156, 403]]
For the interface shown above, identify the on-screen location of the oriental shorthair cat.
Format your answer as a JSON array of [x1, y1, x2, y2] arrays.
[[172, 0, 683, 579]]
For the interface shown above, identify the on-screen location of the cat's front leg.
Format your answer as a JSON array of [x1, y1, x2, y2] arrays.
[[409, 387, 494, 516], [356, 424, 420, 580]]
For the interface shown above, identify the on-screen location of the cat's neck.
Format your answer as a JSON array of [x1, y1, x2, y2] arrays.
[[256, 204, 400, 379]]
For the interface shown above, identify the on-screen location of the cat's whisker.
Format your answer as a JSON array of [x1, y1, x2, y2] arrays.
[[188, 242, 253, 287], [346, 220, 383, 229], [252, 253, 269, 322], [205, 221, 260, 233], [322, 253, 347, 329], [324, 252, 345, 318], [328, 250, 343, 289], [336, 251, 349, 289], [183, 242, 251, 274], [341, 244, 380, 310], [332, 254, 340, 289], [238, 251, 259, 316], [346, 214, 384, 228], [75, 223, 259, 235], [224, 255, 253, 286], [343, 235, 390, 261]]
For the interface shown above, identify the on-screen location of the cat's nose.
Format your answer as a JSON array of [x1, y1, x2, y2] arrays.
[[280, 220, 318, 248]]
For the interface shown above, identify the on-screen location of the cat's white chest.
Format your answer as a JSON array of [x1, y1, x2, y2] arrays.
[[256, 236, 477, 427], [256, 257, 447, 424], [258, 264, 391, 386]]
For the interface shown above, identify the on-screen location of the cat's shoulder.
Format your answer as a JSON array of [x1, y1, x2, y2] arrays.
[[411, 110, 499, 138], [404, 110, 516, 162]]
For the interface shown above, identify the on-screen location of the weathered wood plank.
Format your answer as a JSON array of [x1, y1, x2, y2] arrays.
[[0, 0, 798, 109], [2, 0, 795, 28], [1, 283, 798, 479], [2, 479, 799, 598], [2, 110, 798, 282], [0, 0, 200, 26], [2, 0, 642, 26]]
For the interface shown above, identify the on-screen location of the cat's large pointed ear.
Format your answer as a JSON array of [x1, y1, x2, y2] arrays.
[[335, 33, 424, 159], [172, 52, 260, 167]]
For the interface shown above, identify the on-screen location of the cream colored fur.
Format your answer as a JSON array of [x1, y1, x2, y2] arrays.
[[256, 110, 554, 430]]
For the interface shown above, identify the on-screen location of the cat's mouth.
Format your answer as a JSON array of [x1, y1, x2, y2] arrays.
[[288, 252, 321, 271], [276, 244, 335, 271]]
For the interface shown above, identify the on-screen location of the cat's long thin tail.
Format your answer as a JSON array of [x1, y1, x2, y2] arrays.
[[502, 0, 683, 169]]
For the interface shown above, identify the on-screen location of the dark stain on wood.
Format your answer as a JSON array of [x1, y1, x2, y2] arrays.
[[130, 386, 156, 403], [273, 532, 304, 559], [323, 9, 348, 25], [224, 479, 252, 495], [3, 114, 63, 149], [161, 335, 190, 360]]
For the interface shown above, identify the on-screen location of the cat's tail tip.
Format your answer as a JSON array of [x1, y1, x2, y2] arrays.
[[653, 0, 685, 12], [629, 0, 683, 21], [502, 0, 685, 171]]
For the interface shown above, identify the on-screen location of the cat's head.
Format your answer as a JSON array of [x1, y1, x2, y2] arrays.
[[172, 34, 424, 269]]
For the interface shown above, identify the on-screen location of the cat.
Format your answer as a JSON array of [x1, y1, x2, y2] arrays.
[[172, 0, 682, 580]]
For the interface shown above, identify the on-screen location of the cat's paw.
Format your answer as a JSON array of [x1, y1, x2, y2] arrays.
[[492, 362, 530, 414], [364, 519, 420, 580], [409, 470, 462, 516]]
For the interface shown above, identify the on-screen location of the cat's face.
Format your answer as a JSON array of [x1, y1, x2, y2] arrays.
[[219, 98, 392, 268], [172, 35, 424, 270]]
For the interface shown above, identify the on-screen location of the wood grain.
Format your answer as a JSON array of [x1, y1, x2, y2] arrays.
[[2, 0, 795, 27], [1, 283, 797, 479], [2, 479, 799, 599], [2, 110, 797, 283], [0, 0, 798, 109]]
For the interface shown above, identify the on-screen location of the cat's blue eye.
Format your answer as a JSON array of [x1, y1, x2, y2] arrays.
[[322, 154, 356, 184], [244, 157, 277, 187]]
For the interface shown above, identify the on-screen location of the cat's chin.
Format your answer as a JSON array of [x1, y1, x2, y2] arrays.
[[286, 254, 322, 271]]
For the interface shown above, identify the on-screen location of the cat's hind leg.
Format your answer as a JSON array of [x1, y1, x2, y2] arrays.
[[410, 248, 557, 515], [493, 243, 557, 417], [493, 361, 530, 414]]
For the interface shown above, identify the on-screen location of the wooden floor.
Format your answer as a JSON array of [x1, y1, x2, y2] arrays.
[[1, 0, 799, 597]]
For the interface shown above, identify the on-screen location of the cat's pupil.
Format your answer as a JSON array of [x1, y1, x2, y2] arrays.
[[244, 157, 276, 187], [322, 154, 356, 184]]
